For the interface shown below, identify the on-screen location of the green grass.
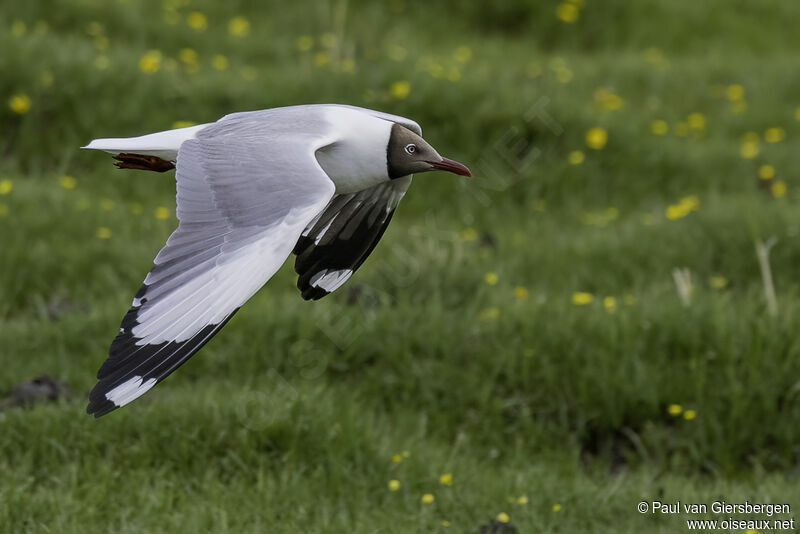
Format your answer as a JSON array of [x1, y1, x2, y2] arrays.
[[3, 0, 800, 532]]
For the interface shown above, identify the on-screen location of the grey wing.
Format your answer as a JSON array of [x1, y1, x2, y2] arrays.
[[87, 131, 336, 417], [293, 176, 412, 300], [330, 104, 422, 135]]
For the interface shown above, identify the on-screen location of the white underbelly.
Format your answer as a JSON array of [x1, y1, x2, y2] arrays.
[[315, 145, 389, 193]]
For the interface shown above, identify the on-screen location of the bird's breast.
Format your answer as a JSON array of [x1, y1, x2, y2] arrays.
[[315, 142, 390, 194]]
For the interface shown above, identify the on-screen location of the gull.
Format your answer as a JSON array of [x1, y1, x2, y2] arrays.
[[82, 104, 471, 417]]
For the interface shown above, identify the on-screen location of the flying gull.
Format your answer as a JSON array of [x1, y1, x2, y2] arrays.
[[82, 104, 471, 417]]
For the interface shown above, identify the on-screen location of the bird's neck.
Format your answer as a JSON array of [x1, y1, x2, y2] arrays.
[[315, 107, 393, 193]]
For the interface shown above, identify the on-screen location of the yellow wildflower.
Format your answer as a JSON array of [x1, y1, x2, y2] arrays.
[[392, 454, 403, 463], [513, 286, 529, 299], [0, 179, 12, 195], [96, 227, 112, 239], [710, 276, 728, 289], [568, 150, 585, 165], [93, 35, 109, 51], [100, 198, 115, 211], [439, 473, 453, 486], [59, 175, 77, 189], [681, 195, 699, 211], [479, 307, 501, 321], [650, 120, 668, 135], [388, 479, 401, 491], [240, 66, 258, 81], [11, 20, 26, 37], [390, 81, 410, 100], [447, 67, 461, 82], [461, 228, 477, 241], [759, 164, 775, 180], [187, 12, 207, 31], [421, 493, 435, 504], [320, 32, 337, 49], [740, 140, 759, 159], [339, 59, 356, 73], [594, 88, 623, 111], [484, 272, 499, 286], [386, 44, 407, 61], [771, 180, 787, 198], [517, 495, 529, 505], [683, 409, 696, 420], [295, 35, 313, 52], [643, 47, 664, 65], [586, 128, 608, 150], [454, 46, 472, 63], [38, 71, 54, 88], [172, 120, 196, 129], [212, 54, 229, 71], [163, 10, 180, 25], [556, 3, 579, 22], [496, 512, 510, 523], [668, 404, 682, 416], [228, 16, 250, 37], [687, 113, 705, 130], [313, 52, 330, 67], [603, 296, 617, 313], [665, 204, 688, 220], [426, 63, 444, 79], [572, 292, 593, 305], [441, 520, 451, 527], [731, 100, 747, 113], [9, 94, 31, 114], [526, 61, 542, 78], [402, 450, 410, 458], [555, 67, 573, 83], [726, 84, 744, 102], [85, 21, 103, 36], [764, 127, 785, 143], [179, 48, 197, 66], [139, 50, 162, 74], [742, 131, 759, 143], [553, 504, 562, 512], [94, 56, 110, 70], [155, 206, 171, 219]]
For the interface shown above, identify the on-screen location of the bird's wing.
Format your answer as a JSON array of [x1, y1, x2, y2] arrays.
[[293, 176, 412, 300], [88, 129, 336, 417], [331, 104, 422, 135]]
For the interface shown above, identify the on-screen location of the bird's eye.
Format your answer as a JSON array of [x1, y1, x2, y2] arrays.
[[404, 144, 416, 155]]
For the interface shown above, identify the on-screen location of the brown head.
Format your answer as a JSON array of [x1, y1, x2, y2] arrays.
[[386, 124, 471, 179]]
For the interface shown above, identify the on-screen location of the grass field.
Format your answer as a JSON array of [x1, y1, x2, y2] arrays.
[[3, 0, 800, 532]]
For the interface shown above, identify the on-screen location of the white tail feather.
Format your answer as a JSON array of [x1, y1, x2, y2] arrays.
[[82, 123, 211, 161]]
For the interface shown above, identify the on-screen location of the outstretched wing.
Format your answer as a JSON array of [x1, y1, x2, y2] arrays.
[[332, 104, 422, 136], [88, 122, 336, 417], [293, 176, 412, 300]]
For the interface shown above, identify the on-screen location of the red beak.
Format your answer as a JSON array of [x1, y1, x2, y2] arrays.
[[428, 157, 472, 177]]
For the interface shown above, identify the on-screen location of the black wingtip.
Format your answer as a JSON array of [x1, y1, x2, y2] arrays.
[[86, 307, 241, 418], [86, 396, 118, 418]]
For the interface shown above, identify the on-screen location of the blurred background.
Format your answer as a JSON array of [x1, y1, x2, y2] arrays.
[[2, 0, 800, 532]]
